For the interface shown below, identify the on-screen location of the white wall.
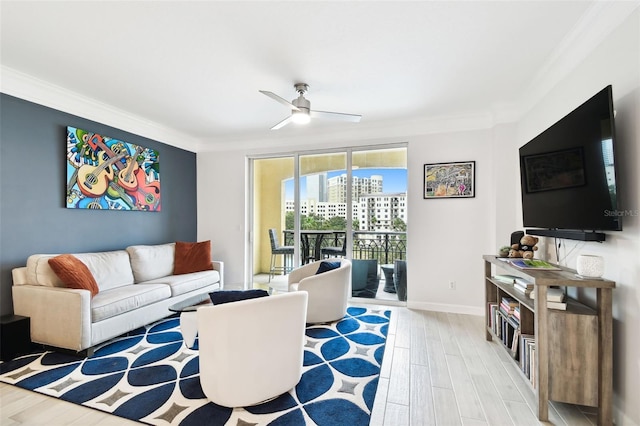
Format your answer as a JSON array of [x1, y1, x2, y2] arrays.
[[197, 150, 247, 286], [405, 129, 496, 314], [516, 10, 639, 426]]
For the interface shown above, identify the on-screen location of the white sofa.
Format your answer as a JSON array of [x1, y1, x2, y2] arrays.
[[11, 243, 223, 354], [288, 258, 351, 323]]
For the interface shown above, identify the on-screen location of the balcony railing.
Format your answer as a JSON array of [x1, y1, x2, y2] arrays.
[[352, 231, 406, 264], [284, 230, 406, 265]]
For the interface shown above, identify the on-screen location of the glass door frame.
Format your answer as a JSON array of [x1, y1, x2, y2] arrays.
[[247, 142, 407, 289]]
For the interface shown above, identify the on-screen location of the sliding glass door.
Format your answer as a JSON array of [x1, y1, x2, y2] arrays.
[[250, 145, 407, 302]]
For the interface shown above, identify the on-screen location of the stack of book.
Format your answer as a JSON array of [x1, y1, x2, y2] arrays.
[[529, 287, 566, 310], [499, 297, 518, 319], [513, 277, 533, 297]]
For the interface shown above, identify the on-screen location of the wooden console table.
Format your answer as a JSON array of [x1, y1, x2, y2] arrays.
[[483, 255, 614, 425]]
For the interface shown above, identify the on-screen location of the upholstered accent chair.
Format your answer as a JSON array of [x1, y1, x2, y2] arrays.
[[197, 291, 308, 407], [288, 258, 351, 324]]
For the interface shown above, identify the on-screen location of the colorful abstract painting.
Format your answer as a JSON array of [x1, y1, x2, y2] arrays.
[[66, 127, 161, 211]]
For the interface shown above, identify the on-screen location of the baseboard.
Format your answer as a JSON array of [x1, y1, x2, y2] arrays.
[[407, 301, 484, 316]]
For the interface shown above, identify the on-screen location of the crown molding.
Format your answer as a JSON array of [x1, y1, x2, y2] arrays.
[[0, 66, 202, 153], [519, 1, 640, 115]]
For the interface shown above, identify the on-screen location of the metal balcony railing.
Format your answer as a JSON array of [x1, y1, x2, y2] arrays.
[[351, 231, 406, 264], [284, 230, 406, 265]]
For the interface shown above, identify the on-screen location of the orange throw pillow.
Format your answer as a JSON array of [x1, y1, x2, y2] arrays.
[[174, 241, 214, 275], [48, 254, 99, 297]]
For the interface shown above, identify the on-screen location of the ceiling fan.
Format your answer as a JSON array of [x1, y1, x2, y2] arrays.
[[259, 83, 362, 130]]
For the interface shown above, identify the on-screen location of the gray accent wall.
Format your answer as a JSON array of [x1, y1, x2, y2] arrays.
[[0, 94, 198, 315]]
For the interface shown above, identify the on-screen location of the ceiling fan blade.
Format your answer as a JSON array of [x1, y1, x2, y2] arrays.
[[271, 115, 295, 130], [259, 90, 300, 111], [310, 110, 362, 122]]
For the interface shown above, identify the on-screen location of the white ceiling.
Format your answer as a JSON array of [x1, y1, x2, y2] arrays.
[[1, 1, 637, 152]]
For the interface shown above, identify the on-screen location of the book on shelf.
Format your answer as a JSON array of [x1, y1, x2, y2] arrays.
[[510, 328, 520, 357], [529, 287, 565, 302], [515, 277, 533, 287], [499, 297, 518, 317], [519, 334, 535, 375], [513, 283, 532, 296], [545, 300, 567, 310], [508, 259, 561, 270], [493, 274, 520, 284]]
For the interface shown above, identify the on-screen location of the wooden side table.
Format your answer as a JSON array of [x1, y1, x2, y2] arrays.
[[1, 315, 32, 361]]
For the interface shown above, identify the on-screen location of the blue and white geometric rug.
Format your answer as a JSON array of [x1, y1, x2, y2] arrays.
[[0, 307, 390, 425]]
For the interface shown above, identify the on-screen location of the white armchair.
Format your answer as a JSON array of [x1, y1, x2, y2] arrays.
[[197, 291, 308, 407], [288, 258, 351, 324]]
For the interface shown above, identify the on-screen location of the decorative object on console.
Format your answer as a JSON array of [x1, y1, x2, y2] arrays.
[[508, 258, 561, 270], [508, 235, 539, 259], [576, 254, 604, 278], [66, 126, 161, 211], [47, 254, 100, 296], [174, 240, 214, 275], [423, 161, 475, 199], [498, 246, 511, 257]]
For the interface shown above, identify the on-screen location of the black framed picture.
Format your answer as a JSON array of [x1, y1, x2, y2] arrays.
[[424, 161, 475, 199]]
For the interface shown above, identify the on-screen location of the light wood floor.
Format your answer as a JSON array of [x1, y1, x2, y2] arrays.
[[1, 305, 597, 425]]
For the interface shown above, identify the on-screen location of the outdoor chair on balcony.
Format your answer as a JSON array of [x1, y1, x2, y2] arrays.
[[351, 259, 379, 298], [269, 228, 294, 282], [320, 233, 347, 258]]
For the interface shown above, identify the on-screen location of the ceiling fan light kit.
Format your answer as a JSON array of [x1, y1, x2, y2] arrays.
[[291, 111, 311, 124], [260, 83, 362, 130]]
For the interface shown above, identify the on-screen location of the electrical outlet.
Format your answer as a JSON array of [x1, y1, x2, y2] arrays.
[[448, 281, 455, 290]]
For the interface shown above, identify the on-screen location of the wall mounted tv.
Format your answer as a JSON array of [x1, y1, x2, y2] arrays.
[[519, 85, 621, 242]]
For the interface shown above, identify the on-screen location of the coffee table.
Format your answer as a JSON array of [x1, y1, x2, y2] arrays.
[[169, 292, 213, 348]]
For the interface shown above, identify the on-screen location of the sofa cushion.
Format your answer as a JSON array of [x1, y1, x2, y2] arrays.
[[48, 254, 100, 297], [91, 284, 171, 322], [74, 251, 135, 291], [174, 241, 214, 275], [126, 243, 175, 282], [26, 254, 66, 287], [209, 289, 268, 305], [140, 269, 220, 297], [26, 251, 134, 291]]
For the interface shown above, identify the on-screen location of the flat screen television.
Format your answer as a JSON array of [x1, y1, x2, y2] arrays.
[[519, 85, 621, 240]]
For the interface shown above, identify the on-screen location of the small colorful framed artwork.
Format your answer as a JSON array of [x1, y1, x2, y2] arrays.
[[66, 126, 161, 211], [424, 161, 475, 199]]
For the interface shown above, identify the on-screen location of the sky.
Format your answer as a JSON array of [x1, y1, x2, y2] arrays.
[[285, 168, 407, 200]]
